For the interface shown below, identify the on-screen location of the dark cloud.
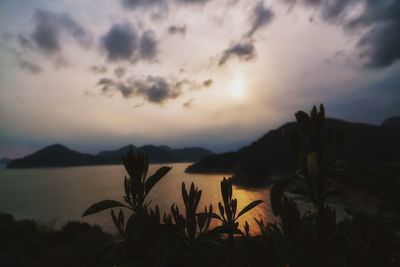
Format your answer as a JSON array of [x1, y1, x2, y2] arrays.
[[176, 0, 211, 4], [283, 0, 400, 68], [121, 0, 164, 9], [203, 79, 213, 87], [320, 0, 357, 21], [139, 31, 157, 60], [30, 9, 91, 55], [101, 23, 138, 62], [114, 67, 126, 78], [247, 2, 274, 37], [18, 59, 42, 74], [135, 76, 181, 103], [90, 65, 108, 74], [168, 25, 186, 35], [357, 21, 400, 68], [96, 75, 210, 104], [218, 42, 256, 66], [101, 24, 159, 62], [97, 76, 180, 103], [349, 1, 400, 68]]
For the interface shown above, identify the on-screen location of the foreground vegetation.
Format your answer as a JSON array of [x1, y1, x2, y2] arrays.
[[1, 105, 399, 266]]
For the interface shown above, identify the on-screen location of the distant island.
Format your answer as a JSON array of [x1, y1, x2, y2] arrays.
[[6, 144, 213, 168], [186, 116, 400, 185]]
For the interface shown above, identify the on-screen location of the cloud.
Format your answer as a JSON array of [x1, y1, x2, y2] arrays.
[[216, 2, 272, 67], [183, 98, 195, 108], [283, 0, 400, 68], [90, 65, 108, 74], [101, 24, 159, 62], [114, 67, 127, 78], [121, 0, 164, 9], [139, 30, 157, 60], [348, 1, 400, 68], [218, 41, 256, 65], [203, 79, 213, 87], [357, 21, 400, 68], [247, 1, 274, 37], [96, 75, 210, 104], [18, 35, 34, 50], [168, 25, 186, 35], [176, 0, 211, 4], [30, 9, 91, 55], [18, 59, 42, 74], [97, 76, 180, 103], [101, 23, 138, 62], [135, 76, 181, 103]]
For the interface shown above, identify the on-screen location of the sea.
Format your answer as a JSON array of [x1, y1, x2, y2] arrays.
[[0, 163, 276, 235]]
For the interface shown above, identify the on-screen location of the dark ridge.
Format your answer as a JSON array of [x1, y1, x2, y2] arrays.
[[6, 144, 97, 168], [7, 144, 214, 168], [381, 116, 400, 128], [186, 118, 400, 174]]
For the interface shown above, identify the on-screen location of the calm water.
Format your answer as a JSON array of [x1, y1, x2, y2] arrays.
[[0, 163, 274, 234]]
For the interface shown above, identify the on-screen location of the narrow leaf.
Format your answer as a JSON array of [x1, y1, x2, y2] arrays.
[[212, 213, 223, 221], [145, 166, 171, 194], [236, 200, 263, 220], [82, 200, 128, 217], [270, 178, 291, 216]]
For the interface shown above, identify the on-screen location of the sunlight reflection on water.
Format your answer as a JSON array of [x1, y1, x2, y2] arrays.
[[0, 163, 274, 235]]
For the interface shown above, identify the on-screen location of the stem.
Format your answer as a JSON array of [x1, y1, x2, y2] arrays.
[[228, 233, 233, 251]]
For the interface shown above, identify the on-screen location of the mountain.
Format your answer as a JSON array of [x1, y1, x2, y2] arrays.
[[7, 144, 97, 168], [382, 116, 400, 128], [97, 145, 137, 158], [186, 117, 400, 174], [96, 144, 213, 164], [6, 144, 214, 168]]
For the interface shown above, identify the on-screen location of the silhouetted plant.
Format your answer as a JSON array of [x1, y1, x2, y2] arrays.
[[271, 104, 345, 215], [170, 182, 213, 242], [82, 147, 170, 217], [213, 177, 263, 250], [82, 148, 173, 265]]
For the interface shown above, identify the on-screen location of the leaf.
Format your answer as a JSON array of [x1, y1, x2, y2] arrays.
[[218, 202, 225, 221], [212, 213, 223, 221], [82, 200, 128, 217], [145, 166, 171, 194], [182, 183, 189, 207], [295, 111, 311, 134], [270, 178, 292, 216], [236, 200, 263, 220], [111, 209, 124, 236]]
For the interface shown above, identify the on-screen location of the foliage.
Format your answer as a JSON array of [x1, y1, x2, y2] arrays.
[[271, 104, 345, 215], [212, 177, 263, 250]]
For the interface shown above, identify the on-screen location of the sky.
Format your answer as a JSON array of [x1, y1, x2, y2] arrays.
[[0, 0, 400, 158]]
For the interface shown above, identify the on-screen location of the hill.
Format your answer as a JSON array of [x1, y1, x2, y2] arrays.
[[6, 144, 213, 168], [186, 117, 400, 174], [6, 144, 98, 168]]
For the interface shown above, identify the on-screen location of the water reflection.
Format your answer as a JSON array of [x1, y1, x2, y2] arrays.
[[0, 163, 274, 235]]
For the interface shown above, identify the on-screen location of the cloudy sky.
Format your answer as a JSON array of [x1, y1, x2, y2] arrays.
[[0, 0, 399, 158]]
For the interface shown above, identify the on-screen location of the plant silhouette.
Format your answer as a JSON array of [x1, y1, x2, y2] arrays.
[[212, 177, 263, 250]]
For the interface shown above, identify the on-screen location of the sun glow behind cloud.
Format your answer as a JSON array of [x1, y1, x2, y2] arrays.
[[230, 75, 246, 100]]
